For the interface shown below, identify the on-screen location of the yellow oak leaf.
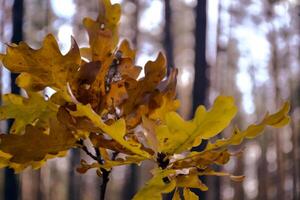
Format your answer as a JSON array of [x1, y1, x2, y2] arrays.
[[70, 103, 151, 158], [142, 116, 160, 152], [149, 96, 180, 122], [105, 155, 144, 168], [0, 119, 77, 171], [99, 0, 121, 26], [126, 105, 149, 128], [76, 159, 100, 174], [83, 18, 115, 62], [198, 169, 245, 182], [83, 0, 121, 62], [171, 150, 230, 170], [117, 58, 142, 80], [105, 80, 128, 107], [148, 68, 179, 122], [77, 151, 144, 174], [90, 133, 135, 155], [1, 34, 81, 91], [122, 53, 167, 114], [176, 173, 208, 191], [99, 148, 144, 169], [2, 151, 68, 173], [0, 150, 12, 168], [133, 169, 176, 200], [0, 92, 57, 134], [118, 40, 136, 60], [80, 47, 92, 61], [154, 96, 237, 154], [183, 188, 198, 200], [205, 102, 290, 151], [172, 189, 181, 200]]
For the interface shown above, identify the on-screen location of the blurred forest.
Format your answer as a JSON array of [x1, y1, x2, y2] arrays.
[[0, 0, 300, 200]]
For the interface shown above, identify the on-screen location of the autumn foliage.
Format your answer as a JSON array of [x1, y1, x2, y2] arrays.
[[0, 0, 290, 199]]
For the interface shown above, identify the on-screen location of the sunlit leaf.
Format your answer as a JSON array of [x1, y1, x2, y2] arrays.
[[206, 102, 290, 151], [183, 188, 198, 200], [70, 103, 151, 158], [172, 189, 181, 200], [154, 96, 237, 154], [176, 173, 208, 191], [0, 92, 57, 134], [133, 169, 176, 200]]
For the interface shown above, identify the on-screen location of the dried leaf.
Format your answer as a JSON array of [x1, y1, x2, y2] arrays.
[[0, 119, 77, 171], [171, 150, 231, 170], [118, 40, 136, 60], [117, 58, 141, 80], [122, 53, 167, 115], [90, 133, 134, 155], [1, 34, 81, 91]]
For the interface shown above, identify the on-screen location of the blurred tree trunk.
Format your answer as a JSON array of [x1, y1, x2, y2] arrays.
[[122, 1, 140, 199], [162, 1, 174, 199], [191, 0, 208, 199], [266, 2, 285, 199], [123, 164, 139, 200], [68, 0, 81, 197], [68, 149, 81, 200], [192, 0, 208, 109], [294, 4, 300, 199], [4, 0, 23, 199], [163, 0, 174, 73]]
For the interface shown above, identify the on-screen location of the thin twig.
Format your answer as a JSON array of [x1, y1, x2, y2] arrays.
[[100, 168, 110, 200], [77, 140, 98, 161], [94, 147, 111, 200], [95, 147, 104, 164]]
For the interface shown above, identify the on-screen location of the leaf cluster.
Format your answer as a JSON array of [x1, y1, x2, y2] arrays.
[[0, 0, 290, 199]]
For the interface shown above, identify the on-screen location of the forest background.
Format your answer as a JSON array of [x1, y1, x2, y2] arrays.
[[0, 0, 299, 200]]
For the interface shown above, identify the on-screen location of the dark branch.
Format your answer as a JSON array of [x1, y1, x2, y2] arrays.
[[94, 147, 111, 200], [100, 168, 110, 200]]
